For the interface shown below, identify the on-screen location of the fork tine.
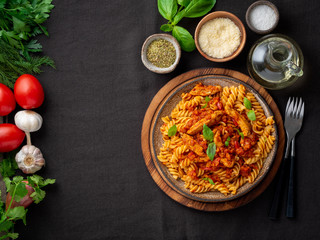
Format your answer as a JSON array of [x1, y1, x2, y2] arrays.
[[286, 97, 291, 113], [292, 97, 299, 118], [300, 101, 305, 119], [296, 98, 303, 118], [286, 98, 294, 118]]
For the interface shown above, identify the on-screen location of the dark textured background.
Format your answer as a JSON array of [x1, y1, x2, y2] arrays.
[[14, 0, 320, 239]]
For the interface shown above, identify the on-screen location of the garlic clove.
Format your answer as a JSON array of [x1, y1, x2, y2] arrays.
[[14, 110, 43, 133], [15, 145, 45, 174]]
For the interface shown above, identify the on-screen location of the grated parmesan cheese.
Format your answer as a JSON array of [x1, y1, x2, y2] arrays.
[[198, 18, 241, 59]]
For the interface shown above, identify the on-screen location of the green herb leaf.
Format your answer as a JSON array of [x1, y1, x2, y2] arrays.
[[235, 128, 244, 139], [7, 206, 27, 220], [158, 0, 178, 21], [14, 182, 28, 202], [0, 152, 18, 178], [206, 142, 216, 161], [247, 110, 256, 121], [173, 0, 216, 24], [177, 0, 191, 7], [203, 124, 213, 142], [168, 124, 177, 137], [172, 26, 195, 52], [243, 97, 252, 110], [30, 188, 46, 204], [160, 24, 174, 32], [208, 178, 215, 185], [0, 220, 14, 232], [225, 136, 231, 146], [201, 96, 210, 108]]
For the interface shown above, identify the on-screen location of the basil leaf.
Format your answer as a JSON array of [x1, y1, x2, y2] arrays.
[[158, 0, 178, 21], [203, 177, 215, 185], [247, 110, 256, 121], [203, 124, 213, 142], [201, 103, 207, 109], [172, 26, 195, 52], [243, 97, 252, 110], [225, 136, 231, 146], [208, 178, 215, 185], [235, 128, 244, 139], [205, 96, 210, 102], [206, 142, 216, 161], [160, 24, 174, 32], [173, 0, 216, 24], [178, 0, 191, 7], [168, 124, 177, 137]]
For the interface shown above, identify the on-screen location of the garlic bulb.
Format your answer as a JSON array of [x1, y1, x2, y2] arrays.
[[15, 145, 45, 174], [14, 110, 43, 133]]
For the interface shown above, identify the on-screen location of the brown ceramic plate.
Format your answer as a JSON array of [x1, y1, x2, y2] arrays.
[[150, 76, 278, 203]]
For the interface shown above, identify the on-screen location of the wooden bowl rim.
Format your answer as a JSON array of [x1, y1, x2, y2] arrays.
[[194, 11, 246, 62], [245, 0, 279, 35]]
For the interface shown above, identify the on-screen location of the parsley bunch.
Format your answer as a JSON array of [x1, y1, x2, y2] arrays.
[[0, 0, 54, 59], [0, 175, 55, 239]]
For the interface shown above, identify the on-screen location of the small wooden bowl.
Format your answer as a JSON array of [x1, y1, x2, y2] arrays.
[[141, 34, 181, 74], [195, 11, 246, 62], [246, 1, 279, 34]]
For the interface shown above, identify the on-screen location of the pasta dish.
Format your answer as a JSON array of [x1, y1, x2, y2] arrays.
[[157, 83, 275, 195]]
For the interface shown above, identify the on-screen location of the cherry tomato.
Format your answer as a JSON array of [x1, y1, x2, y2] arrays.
[[0, 83, 16, 116], [14, 74, 44, 109], [0, 124, 25, 152]]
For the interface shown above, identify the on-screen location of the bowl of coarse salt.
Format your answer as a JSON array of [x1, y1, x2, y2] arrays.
[[195, 11, 246, 62], [246, 0, 279, 34]]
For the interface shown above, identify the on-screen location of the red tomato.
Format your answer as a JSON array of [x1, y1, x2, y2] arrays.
[[14, 74, 44, 109], [0, 83, 16, 116], [0, 124, 25, 152]]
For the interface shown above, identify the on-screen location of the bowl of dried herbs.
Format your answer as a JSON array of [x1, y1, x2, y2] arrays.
[[141, 34, 181, 74]]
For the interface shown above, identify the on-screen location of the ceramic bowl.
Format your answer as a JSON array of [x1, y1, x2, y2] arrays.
[[141, 34, 181, 74], [194, 11, 246, 62], [246, 0, 279, 34]]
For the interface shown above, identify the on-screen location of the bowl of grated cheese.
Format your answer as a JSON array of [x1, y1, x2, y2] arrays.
[[195, 11, 246, 62]]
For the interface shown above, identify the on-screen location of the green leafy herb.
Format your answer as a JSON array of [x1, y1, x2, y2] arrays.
[[206, 142, 216, 161], [158, 0, 178, 21], [0, 39, 55, 88], [202, 96, 210, 108], [235, 128, 244, 139], [0, 0, 54, 59], [243, 97, 252, 110], [158, 0, 216, 51], [247, 110, 256, 121], [225, 136, 231, 146], [172, 26, 196, 52], [0, 175, 55, 238], [203, 124, 213, 142], [168, 124, 177, 137], [203, 177, 215, 185], [0, 152, 18, 178]]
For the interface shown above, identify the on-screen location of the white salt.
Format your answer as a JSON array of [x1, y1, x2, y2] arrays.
[[249, 4, 277, 31]]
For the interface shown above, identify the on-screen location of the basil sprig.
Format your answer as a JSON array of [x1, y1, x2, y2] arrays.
[[157, 0, 216, 52], [225, 136, 231, 146], [247, 110, 256, 121], [243, 97, 252, 110], [168, 124, 177, 137], [206, 142, 216, 161], [201, 96, 210, 109], [203, 177, 215, 185], [235, 128, 244, 139], [203, 124, 213, 142]]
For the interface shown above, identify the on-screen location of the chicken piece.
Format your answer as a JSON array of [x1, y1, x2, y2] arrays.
[[227, 109, 251, 136], [213, 130, 224, 147], [220, 158, 235, 168], [189, 83, 222, 96], [182, 134, 204, 156], [187, 111, 224, 135]]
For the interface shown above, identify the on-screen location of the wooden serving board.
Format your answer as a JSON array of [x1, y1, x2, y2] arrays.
[[141, 68, 285, 211]]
